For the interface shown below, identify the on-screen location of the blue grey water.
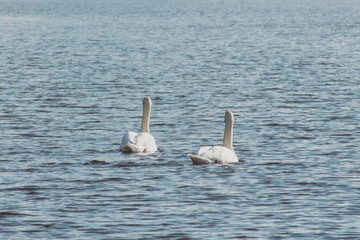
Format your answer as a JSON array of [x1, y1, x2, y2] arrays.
[[1, 0, 359, 239]]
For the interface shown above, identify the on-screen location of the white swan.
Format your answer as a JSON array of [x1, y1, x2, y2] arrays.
[[189, 110, 239, 164], [119, 97, 157, 154]]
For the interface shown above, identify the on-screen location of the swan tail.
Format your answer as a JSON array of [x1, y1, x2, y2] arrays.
[[189, 154, 212, 165], [121, 143, 141, 153]]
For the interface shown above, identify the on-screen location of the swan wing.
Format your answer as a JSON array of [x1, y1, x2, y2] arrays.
[[134, 132, 157, 153], [121, 131, 137, 145], [197, 146, 213, 156], [120, 131, 138, 152]]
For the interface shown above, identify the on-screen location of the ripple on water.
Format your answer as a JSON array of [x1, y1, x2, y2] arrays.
[[0, 0, 359, 239]]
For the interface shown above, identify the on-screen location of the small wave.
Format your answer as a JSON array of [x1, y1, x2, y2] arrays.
[[0, 211, 30, 217], [296, 181, 318, 186], [19, 133, 44, 138], [84, 160, 109, 165]]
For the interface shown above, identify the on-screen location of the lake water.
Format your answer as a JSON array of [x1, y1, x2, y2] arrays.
[[1, 0, 360, 239]]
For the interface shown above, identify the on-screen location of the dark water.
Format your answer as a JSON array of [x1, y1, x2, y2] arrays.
[[1, 0, 360, 239]]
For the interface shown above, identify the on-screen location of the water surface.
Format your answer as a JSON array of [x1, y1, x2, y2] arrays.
[[1, 0, 360, 239]]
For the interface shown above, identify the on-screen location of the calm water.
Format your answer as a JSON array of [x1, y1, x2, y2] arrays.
[[1, 0, 360, 239]]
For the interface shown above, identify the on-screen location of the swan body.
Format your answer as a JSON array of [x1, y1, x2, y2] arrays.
[[189, 146, 238, 164], [190, 110, 238, 165], [120, 131, 157, 153], [119, 97, 157, 154]]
